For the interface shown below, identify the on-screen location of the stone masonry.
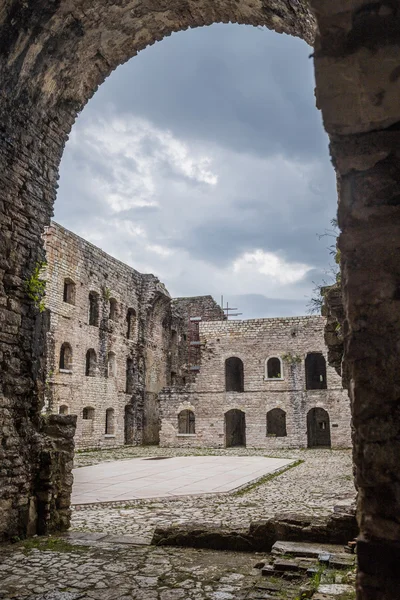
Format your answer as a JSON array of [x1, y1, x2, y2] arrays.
[[43, 222, 171, 449], [160, 316, 351, 449], [1, 2, 400, 596]]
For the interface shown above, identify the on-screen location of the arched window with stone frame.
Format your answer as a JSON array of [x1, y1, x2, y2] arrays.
[[265, 357, 283, 380], [178, 410, 195, 434], [59, 405, 69, 415], [59, 342, 73, 371], [305, 353, 327, 390], [109, 298, 118, 321], [126, 308, 137, 340], [82, 406, 95, 420], [88, 291, 100, 326]]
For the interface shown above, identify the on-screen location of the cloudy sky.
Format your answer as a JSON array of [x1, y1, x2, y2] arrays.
[[56, 24, 337, 319]]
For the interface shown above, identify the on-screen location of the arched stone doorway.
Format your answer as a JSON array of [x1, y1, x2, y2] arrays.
[[1, 3, 400, 597], [225, 409, 246, 448], [307, 407, 331, 448]]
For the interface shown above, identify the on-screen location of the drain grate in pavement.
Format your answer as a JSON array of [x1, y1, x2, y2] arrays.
[[143, 456, 172, 460]]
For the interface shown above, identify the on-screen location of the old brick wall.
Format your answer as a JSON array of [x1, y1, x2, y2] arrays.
[[43, 222, 171, 449], [160, 316, 351, 449]]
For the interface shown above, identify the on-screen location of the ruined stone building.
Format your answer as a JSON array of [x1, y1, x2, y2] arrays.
[[43, 223, 350, 452], [160, 316, 351, 449], [43, 222, 226, 449]]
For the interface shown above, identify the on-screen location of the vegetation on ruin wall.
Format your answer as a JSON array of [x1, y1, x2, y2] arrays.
[[25, 261, 47, 312]]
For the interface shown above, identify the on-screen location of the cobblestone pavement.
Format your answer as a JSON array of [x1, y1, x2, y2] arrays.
[[0, 448, 355, 599], [0, 538, 260, 599], [72, 448, 355, 543]]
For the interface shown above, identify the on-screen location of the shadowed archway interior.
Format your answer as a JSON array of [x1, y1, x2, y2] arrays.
[[1, 2, 400, 598]]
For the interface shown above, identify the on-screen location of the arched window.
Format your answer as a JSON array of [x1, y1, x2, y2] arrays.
[[88, 291, 99, 326], [107, 352, 116, 378], [109, 298, 117, 321], [225, 357, 244, 392], [305, 353, 327, 390], [178, 410, 195, 434], [105, 408, 115, 435], [126, 308, 137, 340], [82, 406, 95, 420], [171, 371, 177, 385], [63, 278, 76, 305], [59, 342, 72, 371], [59, 405, 69, 415], [126, 358, 134, 394], [85, 349, 97, 377], [267, 408, 287, 437], [266, 357, 283, 380]]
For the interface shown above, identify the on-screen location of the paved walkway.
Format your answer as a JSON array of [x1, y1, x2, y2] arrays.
[[72, 456, 293, 505]]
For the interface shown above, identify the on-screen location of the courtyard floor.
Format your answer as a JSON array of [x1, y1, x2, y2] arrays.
[[0, 447, 356, 599], [72, 456, 294, 504]]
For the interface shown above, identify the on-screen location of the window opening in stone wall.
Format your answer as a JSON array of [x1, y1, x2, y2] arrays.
[[105, 408, 115, 434], [88, 291, 99, 326], [109, 298, 117, 321], [266, 357, 282, 379], [126, 358, 134, 394], [225, 357, 244, 392], [126, 308, 137, 340], [82, 406, 95, 420], [171, 371, 177, 385], [267, 408, 287, 437], [59, 342, 72, 371], [178, 409, 195, 434], [225, 409, 246, 447], [85, 349, 97, 377], [307, 407, 331, 447], [182, 376, 186, 385], [63, 278, 76, 305], [107, 352, 116, 377], [124, 404, 135, 445], [305, 353, 327, 390], [59, 405, 69, 415]]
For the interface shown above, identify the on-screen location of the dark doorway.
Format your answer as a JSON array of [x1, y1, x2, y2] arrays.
[[124, 404, 135, 445], [225, 357, 244, 392], [225, 409, 246, 447], [305, 353, 327, 390], [307, 408, 331, 447], [267, 408, 287, 437]]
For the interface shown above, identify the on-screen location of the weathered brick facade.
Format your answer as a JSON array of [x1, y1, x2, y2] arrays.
[[43, 222, 171, 449], [160, 316, 351, 449]]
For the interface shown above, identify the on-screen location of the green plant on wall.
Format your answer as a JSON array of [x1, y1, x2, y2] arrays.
[[102, 286, 111, 301], [25, 261, 47, 312], [282, 352, 302, 364]]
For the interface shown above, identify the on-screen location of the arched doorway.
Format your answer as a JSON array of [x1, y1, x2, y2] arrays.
[[307, 408, 331, 448], [225, 357, 244, 392], [225, 409, 246, 448]]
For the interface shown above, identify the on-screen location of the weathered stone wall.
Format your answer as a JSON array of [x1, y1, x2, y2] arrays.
[[43, 222, 171, 449], [160, 316, 351, 449]]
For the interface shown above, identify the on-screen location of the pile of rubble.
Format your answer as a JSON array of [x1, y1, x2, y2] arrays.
[[249, 539, 356, 600]]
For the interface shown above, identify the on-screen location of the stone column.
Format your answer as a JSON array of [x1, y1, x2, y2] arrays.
[[312, 2, 400, 598]]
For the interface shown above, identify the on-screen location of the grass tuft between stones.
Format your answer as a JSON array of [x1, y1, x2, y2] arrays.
[[20, 536, 90, 554], [233, 460, 304, 497]]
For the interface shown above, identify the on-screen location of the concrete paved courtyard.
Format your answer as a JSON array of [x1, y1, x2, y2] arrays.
[[72, 455, 293, 505]]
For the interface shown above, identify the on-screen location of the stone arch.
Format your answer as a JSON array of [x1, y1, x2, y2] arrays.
[[82, 406, 95, 420], [266, 408, 287, 437], [59, 405, 69, 415], [225, 357, 244, 392], [107, 351, 117, 378], [109, 298, 118, 321], [126, 308, 137, 340], [1, 6, 399, 595], [59, 342, 72, 371], [88, 291, 100, 326]]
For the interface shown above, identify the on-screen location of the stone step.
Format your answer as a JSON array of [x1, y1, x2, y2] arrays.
[[272, 540, 349, 559]]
